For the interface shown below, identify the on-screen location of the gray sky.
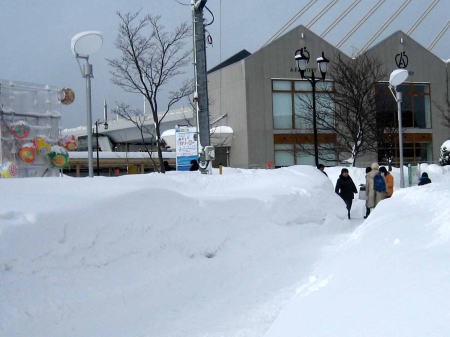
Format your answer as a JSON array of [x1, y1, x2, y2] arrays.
[[1, 0, 448, 128]]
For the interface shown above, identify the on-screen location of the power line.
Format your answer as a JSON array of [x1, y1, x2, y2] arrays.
[[428, 20, 449, 50], [407, 0, 440, 35], [321, 0, 362, 38], [336, 0, 385, 49], [262, 0, 317, 47], [306, 0, 338, 29], [358, 0, 412, 54]]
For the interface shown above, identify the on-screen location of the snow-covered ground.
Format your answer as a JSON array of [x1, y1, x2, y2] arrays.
[[1, 164, 449, 337]]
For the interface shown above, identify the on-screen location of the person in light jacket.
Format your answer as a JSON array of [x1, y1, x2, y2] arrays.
[[365, 162, 385, 211]]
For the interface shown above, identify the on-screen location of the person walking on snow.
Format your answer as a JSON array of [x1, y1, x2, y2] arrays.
[[379, 166, 394, 198], [317, 163, 328, 177], [363, 166, 371, 218], [365, 162, 386, 215], [335, 168, 358, 219], [418, 172, 432, 185]]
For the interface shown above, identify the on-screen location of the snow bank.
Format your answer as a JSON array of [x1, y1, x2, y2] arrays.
[[264, 173, 450, 337], [0, 166, 352, 337]]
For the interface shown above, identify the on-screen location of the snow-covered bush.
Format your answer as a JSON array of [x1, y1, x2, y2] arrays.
[[440, 140, 450, 166]]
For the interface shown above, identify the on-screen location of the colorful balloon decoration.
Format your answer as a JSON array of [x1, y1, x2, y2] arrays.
[[9, 120, 31, 139], [48, 146, 69, 168], [58, 135, 78, 151], [58, 88, 75, 105], [0, 161, 18, 178], [33, 136, 52, 156], [18, 143, 36, 163]]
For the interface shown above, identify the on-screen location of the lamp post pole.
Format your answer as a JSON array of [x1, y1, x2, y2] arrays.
[[310, 73, 319, 167], [71, 30, 103, 178], [94, 105, 108, 177], [95, 120, 99, 176], [388, 69, 408, 188], [295, 48, 329, 167], [396, 90, 405, 188], [84, 62, 94, 177]]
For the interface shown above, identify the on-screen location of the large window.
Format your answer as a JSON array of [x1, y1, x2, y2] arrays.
[[376, 83, 431, 129], [378, 141, 432, 164], [274, 143, 337, 167], [272, 79, 334, 130]]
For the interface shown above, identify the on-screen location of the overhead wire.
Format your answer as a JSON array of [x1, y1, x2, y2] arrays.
[[336, 0, 385, 49], [321, 0, 362, 38], [262, 0, 317, 47], [358, 0, 412, 54], [306, 0, 338, 29], [407, 0, 440, 35], [428, 20, 449, 50]]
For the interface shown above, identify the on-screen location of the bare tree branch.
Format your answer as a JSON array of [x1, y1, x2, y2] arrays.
[[107, 11, 193, 173], [295, 53, 386, 166]]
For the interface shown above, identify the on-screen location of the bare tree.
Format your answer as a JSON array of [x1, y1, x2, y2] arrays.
[[108, 11, 192, 173], [113, 103, 160, 171], [295, 53, 386, 166]]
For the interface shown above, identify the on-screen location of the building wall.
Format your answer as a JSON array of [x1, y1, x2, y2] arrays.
[[243, 25, 343, 168], [366, 31, 449, 162], [208, 60, 249, 167], [208, 26, 450, 168]]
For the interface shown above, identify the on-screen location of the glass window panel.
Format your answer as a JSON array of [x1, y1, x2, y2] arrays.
[[273, 80, 291, 91], [414, 96, 426, 128], [316, 93, 334, 129], [275, 150, 295, 167], [295, 152, 315, 165], [295, 144, 315, 165], [316, 81, 333, 91], [402, 109, 414, 127], [273, 93, 292, 128], [423, 96, 431, 128], [398, 84, 411, 96], [275, 144, 293, 150], [414, 84, 429, 94], [294, 81, 312, 91], [294, 93, 313, 129]]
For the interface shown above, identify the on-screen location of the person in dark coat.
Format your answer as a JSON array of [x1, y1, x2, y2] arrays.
[[335, 168, 358, 219], [363, 166, 371, 218], [317, 163, 328, 177], [189, 159, 199, 171], [418, 172, 431, 185], [163, 161, 174, 172]]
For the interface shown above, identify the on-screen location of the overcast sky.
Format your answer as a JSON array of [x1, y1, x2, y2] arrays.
[[1, 0, 448, 128]]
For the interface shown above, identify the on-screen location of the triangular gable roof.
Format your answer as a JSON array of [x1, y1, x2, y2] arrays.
[[365, 30, 446, 64]]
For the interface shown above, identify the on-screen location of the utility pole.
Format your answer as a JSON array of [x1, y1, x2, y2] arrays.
[[192, 0, 214, 172]]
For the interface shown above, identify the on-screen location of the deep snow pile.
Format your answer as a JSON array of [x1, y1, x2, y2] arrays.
[[0, 166, 354, 337], [1, 164, 449, 337], [265, 165, 450, 337]]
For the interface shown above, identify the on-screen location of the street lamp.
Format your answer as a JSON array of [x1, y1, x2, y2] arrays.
[[389, 69, 409, 188], [94, 99, 109, 176], [294, 47, 329, 167], [71, 31, 103, 177]]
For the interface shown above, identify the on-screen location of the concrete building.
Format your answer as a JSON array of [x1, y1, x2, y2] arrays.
[[207, 25, 450, 168]]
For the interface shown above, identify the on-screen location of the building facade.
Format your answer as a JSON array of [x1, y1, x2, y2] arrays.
[[207, 25, 449, 168]]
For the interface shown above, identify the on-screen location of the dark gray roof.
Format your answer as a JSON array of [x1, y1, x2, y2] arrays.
[[208, 49, 252, 73]]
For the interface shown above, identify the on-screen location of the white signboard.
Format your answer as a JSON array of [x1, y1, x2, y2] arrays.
[[175, 128, 198, 171]]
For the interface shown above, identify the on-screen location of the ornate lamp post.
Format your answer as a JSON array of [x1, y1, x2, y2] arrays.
[[294, 47, 329, 167]]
